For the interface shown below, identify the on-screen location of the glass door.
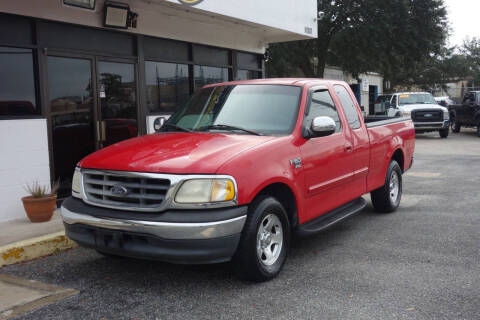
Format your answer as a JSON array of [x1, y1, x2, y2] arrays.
[[47, 56, 97, 197], [97, 60, 138, 148], [47, 56, 139, 198]]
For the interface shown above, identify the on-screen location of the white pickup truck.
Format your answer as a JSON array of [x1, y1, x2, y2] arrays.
[[376, 92, 450, 138]]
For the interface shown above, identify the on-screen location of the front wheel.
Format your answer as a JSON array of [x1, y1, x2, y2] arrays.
[[371, 160, 402, 213], [451, 116, 461, 133], [233, 196, 290, 282], [439, 128, 449, 138]]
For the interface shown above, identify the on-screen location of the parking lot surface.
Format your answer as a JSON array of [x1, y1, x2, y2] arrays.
[[2, 130, 480, 320]]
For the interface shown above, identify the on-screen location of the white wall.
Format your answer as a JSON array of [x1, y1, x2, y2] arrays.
[[163, 0, 318, 40], [0, 119, 51, 222], [0, 0, 317, 53]]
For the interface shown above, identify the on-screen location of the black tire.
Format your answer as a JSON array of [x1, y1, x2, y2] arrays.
[[233, 196, 290, 282], [477, 124, 480, 138], [370, 160, 402, 213], [451, 115, 461, 133], [439, 128, 449, 138]]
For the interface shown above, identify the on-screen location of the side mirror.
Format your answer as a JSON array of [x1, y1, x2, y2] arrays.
[[310, 116, 336, 137], [153, 116, 167, 132]]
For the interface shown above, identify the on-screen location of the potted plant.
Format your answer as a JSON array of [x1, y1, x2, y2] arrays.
[[21, 181, 59, 222]]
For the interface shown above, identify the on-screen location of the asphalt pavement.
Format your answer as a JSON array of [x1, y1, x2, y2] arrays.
[[2, 129, 479, 320]]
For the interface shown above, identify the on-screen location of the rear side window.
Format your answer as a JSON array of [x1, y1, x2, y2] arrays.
[[306, 89, 342, 132], [463, 92, 474, 103], [334, 85, 361, 129]]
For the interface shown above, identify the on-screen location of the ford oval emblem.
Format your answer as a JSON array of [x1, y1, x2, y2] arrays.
[[424, 113, 433, 117], [110, 185, 129, 197]]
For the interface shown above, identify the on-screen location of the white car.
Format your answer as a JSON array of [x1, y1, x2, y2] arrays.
[[434, 96, 455, 107], [383, 92, 450, 138]]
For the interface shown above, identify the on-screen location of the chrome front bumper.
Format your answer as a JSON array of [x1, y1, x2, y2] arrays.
[[61, 206, 246, 240], [414, 120, 449, 130]]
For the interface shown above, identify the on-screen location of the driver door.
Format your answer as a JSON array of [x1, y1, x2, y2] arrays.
[[299, 86, 355, 223]]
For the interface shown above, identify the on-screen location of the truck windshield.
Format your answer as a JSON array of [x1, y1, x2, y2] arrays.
[[398, 93, 437, 105], [162, 84, 302, 135]]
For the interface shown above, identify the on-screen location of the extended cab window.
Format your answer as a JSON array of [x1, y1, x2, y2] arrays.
[[334, 85, 361, 129], [391, 95, 397, 107], [164, 84, 302, 135], [306, 89, 342, 133]]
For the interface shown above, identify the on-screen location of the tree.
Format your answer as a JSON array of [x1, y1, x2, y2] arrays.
[[266, 0, 448, 88], [462, 38, 480, 83]]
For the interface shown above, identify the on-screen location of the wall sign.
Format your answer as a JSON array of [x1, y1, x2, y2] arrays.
[[178, 0, 203, 5], [361, 79, 369, 92]]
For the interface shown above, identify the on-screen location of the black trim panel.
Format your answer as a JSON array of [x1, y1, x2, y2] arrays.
[[365, 116, 410, 128]]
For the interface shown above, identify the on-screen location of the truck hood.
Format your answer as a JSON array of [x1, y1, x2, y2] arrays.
[[79, 133, 276, 174], [399, 104, 448, 112]]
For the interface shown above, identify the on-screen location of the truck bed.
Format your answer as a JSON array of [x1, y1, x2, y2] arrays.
[[364, 116, 415, 192]]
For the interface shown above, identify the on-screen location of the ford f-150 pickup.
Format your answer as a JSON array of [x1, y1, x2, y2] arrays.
[[61, 79, 415, 282]]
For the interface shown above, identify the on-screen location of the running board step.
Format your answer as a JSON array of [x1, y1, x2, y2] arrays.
[[296, 197, 367, 237]]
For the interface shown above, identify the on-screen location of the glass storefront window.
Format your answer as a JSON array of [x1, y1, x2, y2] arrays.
[[194, 65, 228, 91], [236, 69, 261, 81], [0, 47, 37, 116], [145, 61, 190, 113], [47, 56, 95, 198]]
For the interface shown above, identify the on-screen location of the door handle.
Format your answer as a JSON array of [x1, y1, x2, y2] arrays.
[[344, 143, 353, 153]]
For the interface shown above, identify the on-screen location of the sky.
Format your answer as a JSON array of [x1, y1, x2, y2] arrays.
[[445, 0, 480, 47]]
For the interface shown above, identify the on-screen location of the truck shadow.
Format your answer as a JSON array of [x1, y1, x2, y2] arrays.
[[63, 203, 382, 286]]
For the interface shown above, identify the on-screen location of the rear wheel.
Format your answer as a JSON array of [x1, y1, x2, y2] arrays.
[[439, 128, 449, 138], [233, 196, 290, 282], [371, 160, 402, 213]]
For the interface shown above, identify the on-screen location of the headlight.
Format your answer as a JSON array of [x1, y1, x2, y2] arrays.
[[72, 168, 81, 197], [402, 111, 411, 118], [443, 111, 449, 120], [175, 178, 236, 203]]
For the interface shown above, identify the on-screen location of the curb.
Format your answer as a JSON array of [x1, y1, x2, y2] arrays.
[[0, 231, 77, 268]]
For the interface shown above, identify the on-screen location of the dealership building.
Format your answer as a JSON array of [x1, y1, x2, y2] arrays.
[[0, 0, 317, 222]]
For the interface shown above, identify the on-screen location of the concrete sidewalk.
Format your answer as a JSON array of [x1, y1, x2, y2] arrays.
[[0, 273, 78, 319], [0, 210, 76, 267]]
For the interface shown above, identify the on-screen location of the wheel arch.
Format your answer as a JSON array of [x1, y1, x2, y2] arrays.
[[391, 148, 405, 173], [252, 182, 299, 230]]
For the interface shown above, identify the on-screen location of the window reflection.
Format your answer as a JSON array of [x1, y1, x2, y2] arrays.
[[145, 61, 190, 113], [236, 70, 260, 81], [47, 56, 94, 198], [194, 65, 228, 90], [0, 47, 37, 116], [98, 61, 138, 146]]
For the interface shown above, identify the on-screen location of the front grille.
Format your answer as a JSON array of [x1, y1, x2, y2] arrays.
[[82, 171, 170, 211], [412, 109, 443, 122]]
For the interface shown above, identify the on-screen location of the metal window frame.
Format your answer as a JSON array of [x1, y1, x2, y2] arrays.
[[0, 12, 265, 199]]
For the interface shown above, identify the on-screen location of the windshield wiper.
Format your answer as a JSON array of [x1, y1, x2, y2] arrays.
[[161, 123, 192, 133], [201, 124, 263, 136]]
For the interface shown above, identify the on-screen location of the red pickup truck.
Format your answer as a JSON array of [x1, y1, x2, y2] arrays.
[[61, 79, 415, 281]]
